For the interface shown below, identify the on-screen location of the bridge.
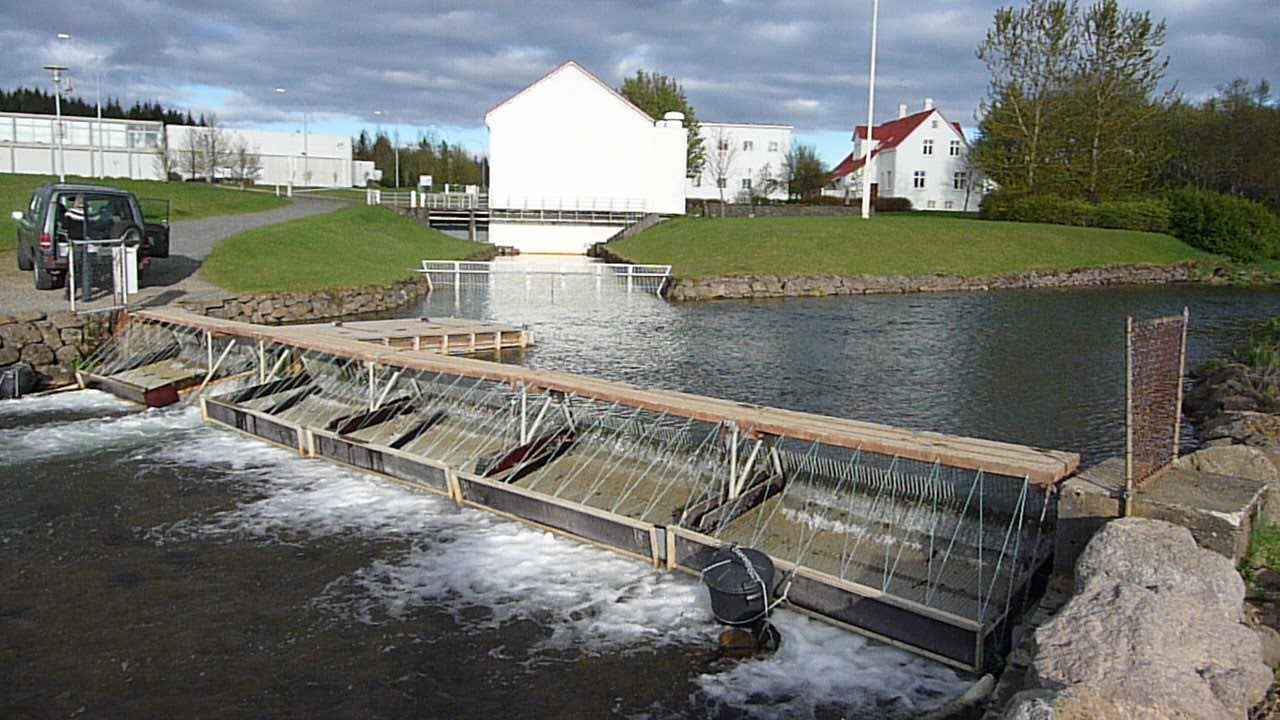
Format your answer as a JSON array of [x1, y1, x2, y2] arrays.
[[76, 307, 1079, 671]]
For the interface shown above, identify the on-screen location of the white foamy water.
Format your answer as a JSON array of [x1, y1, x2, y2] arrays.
[[0, 388, 131, 416], [7, 389, 968, 718]]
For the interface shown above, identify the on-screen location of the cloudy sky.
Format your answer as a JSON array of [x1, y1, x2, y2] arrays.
[[1, 0, 1275, 164]]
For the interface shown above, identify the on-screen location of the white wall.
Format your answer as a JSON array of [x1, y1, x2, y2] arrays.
[[485, 62, 687, 215], [489, 223, 621, 254], [688, 123, 792, 202], [878, 111, 976, 211], [0, 112, 164, 180], [165, 125, 353, 187]]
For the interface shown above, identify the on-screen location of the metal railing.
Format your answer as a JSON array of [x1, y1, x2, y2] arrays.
[[418, 260, 672, 295]]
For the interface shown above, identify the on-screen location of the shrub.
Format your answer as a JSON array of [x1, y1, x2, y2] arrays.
[[979, 189, 1019, 220], [1167, 189, 1280, 262], [1006, 195, 1094, 226], [1093, 199, 1171, 233], [875, 197, 913, 213]]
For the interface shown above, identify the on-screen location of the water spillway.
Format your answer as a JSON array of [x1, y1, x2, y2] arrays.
[[77, 306, 1079, 671]]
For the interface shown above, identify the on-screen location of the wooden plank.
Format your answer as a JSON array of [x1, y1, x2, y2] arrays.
[[131, 308, 1080, 484]]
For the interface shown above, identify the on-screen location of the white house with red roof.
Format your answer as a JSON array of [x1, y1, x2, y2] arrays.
[[484, 61, 687, 253], [827, 99, 981, 211]]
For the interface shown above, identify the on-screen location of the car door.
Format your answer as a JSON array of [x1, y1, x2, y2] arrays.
[[138, 197, 170, 258], [16, 191, 39, 253]]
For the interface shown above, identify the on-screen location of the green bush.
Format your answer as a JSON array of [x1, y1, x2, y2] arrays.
[[1093, 199, 1171, 233], [1008, 195, 1094, 226], [1167, 189, 1280, 262], [876, 197, 913, 213], [978, 189, 1019, 220]]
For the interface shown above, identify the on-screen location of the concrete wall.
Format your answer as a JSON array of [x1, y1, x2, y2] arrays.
[[687, 122, 792, 202], [165, 125, 353, 187], [485, 61, 687, 215], [0, 111, 163, 180], [489, 222, 621, 255]]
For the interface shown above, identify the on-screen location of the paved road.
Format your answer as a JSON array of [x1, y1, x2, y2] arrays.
[[1, 195, 344, 315]]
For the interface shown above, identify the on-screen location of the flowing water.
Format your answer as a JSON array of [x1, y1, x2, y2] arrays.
[[5, 257, 1280, 719]]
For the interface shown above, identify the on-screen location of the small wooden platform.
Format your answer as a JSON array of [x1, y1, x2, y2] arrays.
[[274, 317, 531, 355]]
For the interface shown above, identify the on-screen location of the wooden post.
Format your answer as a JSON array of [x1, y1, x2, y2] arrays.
[[258, 339, 266, 383], [1173, 307, 1189, 463], [468, 210, 477, 242], [1124, 316, 1134, 517]]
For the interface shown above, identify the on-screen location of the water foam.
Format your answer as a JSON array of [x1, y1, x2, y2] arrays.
[[0, 388, 131, 416], [0, 395, 203, 464]]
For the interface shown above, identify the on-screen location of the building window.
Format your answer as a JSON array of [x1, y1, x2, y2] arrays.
[[0, 119, 13, 144], [950, 140, 961, 156], [922, 139, 934, 156], [945, 200, 954, 209], [15, 118, 52, 144], [741, 178, 752, 190], [927, 200, 937, 209], [768, 141, 778, 152], [913, 170, 926, 189], [931, 119, 939, 129], [718, 139, 730, 151], [717, 178, 727, 188], [743, 140, 754, 151], [953, 171, 967, 190]]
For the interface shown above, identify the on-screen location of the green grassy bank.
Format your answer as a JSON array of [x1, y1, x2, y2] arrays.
[[608, 214, 1216, 279], [201, 205, 484, 293], [2, 174, 289, 250]]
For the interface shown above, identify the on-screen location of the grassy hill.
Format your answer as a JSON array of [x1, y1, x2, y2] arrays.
[[608, 214, 1216, 279]]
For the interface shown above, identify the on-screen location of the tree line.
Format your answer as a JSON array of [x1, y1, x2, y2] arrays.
[[973, 0, 1279, 211], [351, 130, 486, 189], [0, 86, 204, 126]]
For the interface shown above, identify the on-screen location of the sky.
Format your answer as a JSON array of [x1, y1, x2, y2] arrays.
[[1, 0, 1276, 166]]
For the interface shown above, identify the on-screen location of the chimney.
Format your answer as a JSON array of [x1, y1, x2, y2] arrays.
[[898, 103, 908, 119], [924, 98, 934, 111]]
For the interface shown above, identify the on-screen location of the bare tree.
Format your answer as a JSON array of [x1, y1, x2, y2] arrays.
[[201, 114, 232, 183], [751, 163, 782, 205], [179, 127, 205, 181], [230, 138, 263, 189], [704, 127, 739, 217], [152, 129, 174, 180]]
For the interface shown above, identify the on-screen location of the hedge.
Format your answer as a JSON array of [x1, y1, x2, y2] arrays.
[[1167, 188, 1280, 262], [979, 191, 1170, 233]]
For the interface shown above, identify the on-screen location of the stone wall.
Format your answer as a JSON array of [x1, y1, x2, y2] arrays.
[[176, 276, 432, 324], [0, 310, 117, 388], [666, 263, 1196, 301]]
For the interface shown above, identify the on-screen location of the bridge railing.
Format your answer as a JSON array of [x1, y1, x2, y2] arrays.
[[418, 260, 672, 295]]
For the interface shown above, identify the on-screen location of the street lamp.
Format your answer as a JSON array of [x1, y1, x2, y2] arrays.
[[859, 0, 881, 221], [42, 64, 68, 182], [275, 87, 310, 186], [373, 110, 400, 189]]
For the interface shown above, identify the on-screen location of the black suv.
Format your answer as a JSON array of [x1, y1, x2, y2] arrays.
[[11, 184, 170, 290]]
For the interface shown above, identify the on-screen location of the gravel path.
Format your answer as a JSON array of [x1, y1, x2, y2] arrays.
[[1, 195, 345, 315]]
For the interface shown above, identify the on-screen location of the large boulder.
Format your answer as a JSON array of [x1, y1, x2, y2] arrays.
[[1179, 445, 1280, 522], [1027, 518, 1269, 720], [1199, 410, 1280, 447]]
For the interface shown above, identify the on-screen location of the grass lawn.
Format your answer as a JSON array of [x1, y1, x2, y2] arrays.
[[1, 174, 289, 251], [608, 214, 1217, 279], [201, 205, 485, 293]]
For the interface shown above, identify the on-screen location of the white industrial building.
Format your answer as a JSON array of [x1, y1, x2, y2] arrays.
[[484, 61, 687, 254], [1, 110, 365, 188], [687, 122, 793, 203], [0, 111, 165, 180], [165, 125, 354, 187], [827, 100, 982, 211]]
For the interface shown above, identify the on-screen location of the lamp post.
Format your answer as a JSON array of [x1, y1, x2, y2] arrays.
[[42, 64, 68, 182], [373, 110, 399, 189], [859, 0, 881, 220], [275, 87, 310, 186], [57, 33, 106, 178]]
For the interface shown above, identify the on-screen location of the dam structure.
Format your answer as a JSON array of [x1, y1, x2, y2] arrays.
[[76, 307, 1079, 671]]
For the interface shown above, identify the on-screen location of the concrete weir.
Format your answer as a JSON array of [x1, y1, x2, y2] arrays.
[[78, 307, 1080, 671]]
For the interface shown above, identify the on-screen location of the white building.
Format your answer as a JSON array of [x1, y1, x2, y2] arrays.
[[165, 125, 353, 187], [688, 122, 792, 203], [0, 111, 164, 180], [827, 100, 981, 212], [484, 61, 687, 253]]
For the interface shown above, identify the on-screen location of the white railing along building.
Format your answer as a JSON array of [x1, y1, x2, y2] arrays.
[[418, 260, 672, 296]]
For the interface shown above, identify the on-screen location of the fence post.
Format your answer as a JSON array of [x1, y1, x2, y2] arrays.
[[1124, 316, 1134, 517], [454, 261, 461, 287], [410, 191, 418, 209], [627, 264, 634, 293]]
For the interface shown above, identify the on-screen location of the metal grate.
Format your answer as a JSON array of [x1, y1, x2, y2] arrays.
[[1125, 309, 1189, 502]]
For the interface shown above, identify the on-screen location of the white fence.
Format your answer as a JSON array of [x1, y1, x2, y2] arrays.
[[418, 260, 672, 296]]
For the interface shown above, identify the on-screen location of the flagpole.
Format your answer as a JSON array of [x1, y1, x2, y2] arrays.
[[860, 0, 880, 220]]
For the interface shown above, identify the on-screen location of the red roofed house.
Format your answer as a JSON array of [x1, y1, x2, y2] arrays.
[[826, 99, 981, 211]]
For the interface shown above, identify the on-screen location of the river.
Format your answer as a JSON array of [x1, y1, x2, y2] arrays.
[[3, 266, 1278, 719]]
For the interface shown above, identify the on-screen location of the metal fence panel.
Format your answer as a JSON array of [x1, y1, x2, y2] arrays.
[[1125, 309, 1189, 501]]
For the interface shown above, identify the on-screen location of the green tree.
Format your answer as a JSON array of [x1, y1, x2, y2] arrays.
[[618, 70, 706, 176], [784, 143, 827, 200]]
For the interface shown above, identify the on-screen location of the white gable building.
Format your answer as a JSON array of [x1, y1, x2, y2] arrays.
[[485, 61, 687, 253], [828, 100, 982, 212], [687, 122, 793, 203]]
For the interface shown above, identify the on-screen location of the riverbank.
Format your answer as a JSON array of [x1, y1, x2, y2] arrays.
[[599, 214, 1279, 300]]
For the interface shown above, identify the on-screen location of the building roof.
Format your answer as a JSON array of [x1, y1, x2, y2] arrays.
[[484, 60, 655, 125]]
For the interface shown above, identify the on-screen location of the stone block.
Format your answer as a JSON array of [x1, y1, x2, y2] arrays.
[[54, 345, 81, 364], [47, 311, 85, 329], [0, 347, 18, 366], [0, 323, 42, 347], [38, 325, 64, 350], [60, 328, 83, 344], [1054, 458, 1123, 575], [20, 343, 55, 366]]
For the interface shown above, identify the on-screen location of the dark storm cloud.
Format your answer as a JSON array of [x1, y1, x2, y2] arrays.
[[1, 0, 1276, 138]]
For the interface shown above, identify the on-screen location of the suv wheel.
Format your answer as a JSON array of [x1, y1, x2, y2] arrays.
[[16, 241, 33, 271], [33, 256, 56, 290]]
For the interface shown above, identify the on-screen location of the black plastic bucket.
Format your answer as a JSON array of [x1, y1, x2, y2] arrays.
[[701, 546, 775, 626], [1, 364, 36, 400]]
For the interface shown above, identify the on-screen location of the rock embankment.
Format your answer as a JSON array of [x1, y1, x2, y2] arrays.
[[665, 263, 1195, 301], [0, 310, 116, 388], [175, 276, 431, 324], [1002, 518, 1270, 719]]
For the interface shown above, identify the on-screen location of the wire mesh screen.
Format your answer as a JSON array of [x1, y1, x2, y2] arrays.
[[1126, 309, 1189, 491]]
